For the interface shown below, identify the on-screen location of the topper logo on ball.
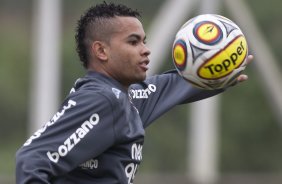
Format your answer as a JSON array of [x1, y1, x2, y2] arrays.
[[198, 35, 248, 79]]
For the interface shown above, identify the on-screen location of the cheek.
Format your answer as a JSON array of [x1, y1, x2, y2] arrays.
[[110, 53, 131, 73], [117, 50, 136, 66], [110, 45, 139, 70], [112, 46, 130, 60]]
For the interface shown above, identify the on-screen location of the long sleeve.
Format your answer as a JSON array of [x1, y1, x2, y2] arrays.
[[130, 70, 224, 127]]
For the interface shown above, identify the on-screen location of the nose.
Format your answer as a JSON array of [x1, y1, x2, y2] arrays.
[[142, 44, 151, 57]]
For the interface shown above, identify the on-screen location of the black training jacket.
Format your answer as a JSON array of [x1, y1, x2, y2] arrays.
[[16, 70, 222, 184]]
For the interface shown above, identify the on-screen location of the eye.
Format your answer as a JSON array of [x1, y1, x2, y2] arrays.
[[129, 40, 138, 46]]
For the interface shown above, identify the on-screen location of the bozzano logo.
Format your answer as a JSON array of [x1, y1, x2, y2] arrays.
[[47, 113, 100, 163], [198, 35, 247, 79]]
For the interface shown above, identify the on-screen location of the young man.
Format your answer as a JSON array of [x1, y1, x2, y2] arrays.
[[16, 2, 252, 184]]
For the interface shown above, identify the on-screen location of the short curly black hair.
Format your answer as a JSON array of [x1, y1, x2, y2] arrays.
[[75, 2, 141, 68]]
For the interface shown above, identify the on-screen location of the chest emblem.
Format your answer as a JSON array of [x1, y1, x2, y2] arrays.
[[112, 88, 121, 99]]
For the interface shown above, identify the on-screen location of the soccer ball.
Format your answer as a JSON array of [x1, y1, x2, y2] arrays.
[[172, 14, 248, 90]]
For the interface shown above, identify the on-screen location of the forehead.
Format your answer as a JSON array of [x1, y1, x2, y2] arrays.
[[110, 16, 145, 38]]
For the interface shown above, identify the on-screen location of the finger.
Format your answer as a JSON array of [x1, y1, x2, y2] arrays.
[[246, 54, 254, 65], [237, 74, 248, 82]]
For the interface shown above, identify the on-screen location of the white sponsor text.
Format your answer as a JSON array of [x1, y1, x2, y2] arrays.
[[47, 113, 100, 163]]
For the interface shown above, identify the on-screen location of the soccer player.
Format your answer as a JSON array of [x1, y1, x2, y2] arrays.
[[16, 2, 253, 184]]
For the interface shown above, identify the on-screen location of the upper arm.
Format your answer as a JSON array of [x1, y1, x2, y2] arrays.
[[16, 91, 116, 183]]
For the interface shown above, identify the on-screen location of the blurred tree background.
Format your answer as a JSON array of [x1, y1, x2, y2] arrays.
[[0, 0, 281, 182]]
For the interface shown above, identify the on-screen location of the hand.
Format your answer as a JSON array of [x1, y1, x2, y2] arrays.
[[224, 54, 253, 89], [236, 54, 254, 83]]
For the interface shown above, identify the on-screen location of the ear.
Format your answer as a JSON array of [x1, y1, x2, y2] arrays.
[[91, 41, 108, 61]]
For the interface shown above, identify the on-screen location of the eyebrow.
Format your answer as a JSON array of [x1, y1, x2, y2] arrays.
[[128, 34, 147, 41]]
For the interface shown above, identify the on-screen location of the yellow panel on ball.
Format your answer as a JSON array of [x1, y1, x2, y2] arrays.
[[198, 35, 248, 79], [172, 39, 187, 70]]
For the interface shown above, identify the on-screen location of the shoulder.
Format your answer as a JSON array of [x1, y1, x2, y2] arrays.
[[71, 73, 129, 101], [69, 82, 131, 113], [69, 86, 115, 105]]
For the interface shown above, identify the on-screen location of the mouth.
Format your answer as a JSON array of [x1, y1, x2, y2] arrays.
[[139, 59, 150, 71]]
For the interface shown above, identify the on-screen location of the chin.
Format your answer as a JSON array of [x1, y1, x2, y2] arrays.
[[139, 74, 147, 81], [133, 75, 146, 84]]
